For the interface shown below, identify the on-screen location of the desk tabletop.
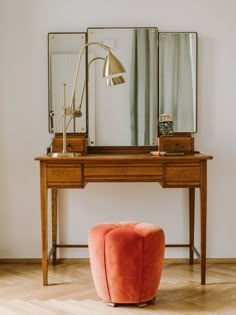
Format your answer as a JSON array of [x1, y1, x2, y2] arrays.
[[35, 153, 213, 163]]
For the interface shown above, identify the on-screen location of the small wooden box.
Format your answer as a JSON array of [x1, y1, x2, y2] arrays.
[[51, 134, 88, 154], [159, 135, 194, 153]]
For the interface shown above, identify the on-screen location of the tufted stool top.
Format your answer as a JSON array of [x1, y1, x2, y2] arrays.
[[89, 221, 165, 305]]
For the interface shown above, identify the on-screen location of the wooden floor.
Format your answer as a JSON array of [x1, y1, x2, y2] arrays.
[[0, 260, 236, 314]]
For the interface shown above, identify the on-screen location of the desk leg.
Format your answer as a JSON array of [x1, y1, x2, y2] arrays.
[[200, 160, 207, 285], [189, 188, 195, 265], [40, 162, 48, 286], [52, 188, 57, 265]]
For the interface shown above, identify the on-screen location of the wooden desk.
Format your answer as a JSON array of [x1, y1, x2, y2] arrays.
[[35, 153, 213, 285]]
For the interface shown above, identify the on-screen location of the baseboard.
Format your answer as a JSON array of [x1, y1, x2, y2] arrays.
[[0, 258, 236, 264], [0, 258, 90, 264], [164, 258, 236, 264], [0, 258, 42, 264]]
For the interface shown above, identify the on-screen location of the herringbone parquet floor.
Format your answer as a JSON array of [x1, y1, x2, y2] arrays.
[[0, 260, 236, 314]]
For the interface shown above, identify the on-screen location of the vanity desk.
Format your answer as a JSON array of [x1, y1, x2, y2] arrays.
[[40, 27, 212, 286], [35, 152, 213, 286]]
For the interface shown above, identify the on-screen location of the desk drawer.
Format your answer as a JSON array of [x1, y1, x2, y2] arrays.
[[85, 164, 162, 182], [47, 164, 83, 187], [164, 164, 200, 187]]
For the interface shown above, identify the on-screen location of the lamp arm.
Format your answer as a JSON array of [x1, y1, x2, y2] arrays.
[[68, 41, 110, 110], [49, 49, 107, 149], [65, 56, 105, 131]]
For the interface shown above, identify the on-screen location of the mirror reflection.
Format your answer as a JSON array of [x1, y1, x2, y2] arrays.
[[48, 32, 87, 134], [159, 32, 197, 133], [87, 27, 158, 146]]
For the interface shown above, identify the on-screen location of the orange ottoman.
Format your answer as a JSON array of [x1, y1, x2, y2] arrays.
[[88, 221, 165, 306]]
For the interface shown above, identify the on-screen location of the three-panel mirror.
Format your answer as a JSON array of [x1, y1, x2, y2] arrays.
[[48, 28, 197, 146]]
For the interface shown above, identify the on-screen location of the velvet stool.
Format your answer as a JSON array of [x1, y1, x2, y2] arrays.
[[88, 221, 165, 306]]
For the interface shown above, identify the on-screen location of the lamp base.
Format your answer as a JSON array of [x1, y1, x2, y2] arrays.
[[48, 152, 81, 158]]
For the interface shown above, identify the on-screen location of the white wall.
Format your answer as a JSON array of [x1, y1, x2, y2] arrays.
[[0, 0, 236, 259]]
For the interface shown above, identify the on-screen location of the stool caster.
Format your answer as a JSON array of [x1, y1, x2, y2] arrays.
[[106, 302, 117, 307], [137, 302, 148, 308], [137, 297, 156, 308]]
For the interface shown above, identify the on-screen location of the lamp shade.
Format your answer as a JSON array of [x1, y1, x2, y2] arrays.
[[103, 51, 126, 79]]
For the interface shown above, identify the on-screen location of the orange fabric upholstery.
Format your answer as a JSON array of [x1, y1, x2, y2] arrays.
[[89, 221, 165, 304]]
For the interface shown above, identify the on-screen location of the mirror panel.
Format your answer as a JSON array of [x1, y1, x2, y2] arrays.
[[87, 27, 158, 146], [159, 32, 197, 133], [48, 32, 87, 134]]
